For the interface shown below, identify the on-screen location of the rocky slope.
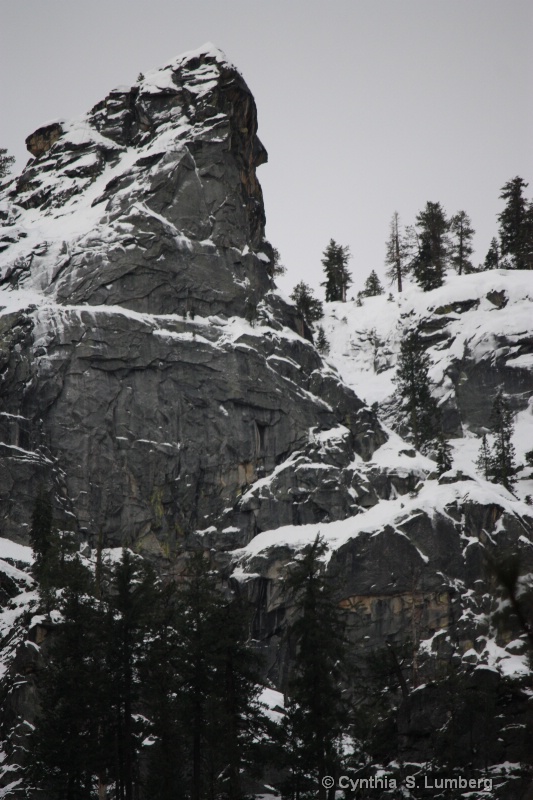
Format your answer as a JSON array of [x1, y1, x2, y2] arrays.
[[0, 43, 385, 557], [1, 43, 533, 797]]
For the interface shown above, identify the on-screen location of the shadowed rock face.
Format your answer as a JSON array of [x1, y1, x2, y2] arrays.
[[1, 46, 533, 795], [5, 46, 270, 319], [0, 44, 387, 551]]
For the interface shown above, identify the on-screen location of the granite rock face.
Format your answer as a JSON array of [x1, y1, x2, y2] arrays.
[[0, 44, 387, 553], [1, 44, 533, 797]]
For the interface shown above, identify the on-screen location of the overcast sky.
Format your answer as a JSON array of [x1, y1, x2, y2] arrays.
[[2, 0, 532, 296]]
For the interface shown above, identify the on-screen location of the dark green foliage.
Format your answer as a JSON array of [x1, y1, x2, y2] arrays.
[[361, 269, 384, 297], [213, 596, 267, 799], [498, 176, 533, 270], [290, 281, 323, 323], [487, 390, 517, 491], [27, 590, 112, 800], [385, 211, 409, 292], [475, 394, 517, 491], [30, 491, 91, 602], [0, 148, 15, 179], [315, 325, 329, 354], [482, 237, 500, 271], [412, 202, 449, 290], [28, 550, 159, 800], [150, 551, 266, 800], [320, 239, 352, 302], [476, 434, 491, 479], [276, 535, 350, 799], [525, 449, 533, 468], [449, 210, 475, 275], [436, 431, 453, 475], [109, 551, 159, 799], [395, 330, 440, 451], [270, 246, 287, 277], [30, 489, 54, 582], [27, 540, 269, 800]]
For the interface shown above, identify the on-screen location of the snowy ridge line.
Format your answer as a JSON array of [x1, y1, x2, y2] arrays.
[[232, 476, 533, 565], [321, 270, 533, 406]]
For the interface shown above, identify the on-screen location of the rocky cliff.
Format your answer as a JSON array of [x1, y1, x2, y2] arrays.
[[1, 44, 533, 798], [0, 43, 385, 557]]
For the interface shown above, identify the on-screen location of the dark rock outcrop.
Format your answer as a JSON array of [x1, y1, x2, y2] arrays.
[[0, 44, 387, 553]]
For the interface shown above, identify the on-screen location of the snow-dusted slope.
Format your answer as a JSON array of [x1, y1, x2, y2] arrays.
[[1, 43, 533, 792], [233, 271, 533, 693]]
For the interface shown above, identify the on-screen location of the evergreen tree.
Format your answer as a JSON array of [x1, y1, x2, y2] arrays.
[[29, 548, 161, 800], [395, 331, 439, 451], [385, 211, 409, 293], [142, 582, 188, 800], [361, 269, 384, 297], [315, 325, 329, 355], [277, 536, 350, 800], [482, 237, 500, 271], [436, 431, 453, 475], [498, 176, 533, 270], [214, 595, 266, 800], [0, 148, 15, 180], [108, 550, 160, 800], [487, 390, 517, 491], [290, 281, 323, 323], [412, 202, 449, 290], [27, 589, 115, 799], [29, 489, 55, 584], [476, 434, 491, 479], [270, 246, 287, 277], [449, 210, 475, 275], [166, 554, 267, 800], [320, 239, 352, 302]]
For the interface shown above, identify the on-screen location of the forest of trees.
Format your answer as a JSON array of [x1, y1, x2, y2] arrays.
[[26, 525, 271, 800], [24, 499, 414, 800], [285, 175, 533, 311]]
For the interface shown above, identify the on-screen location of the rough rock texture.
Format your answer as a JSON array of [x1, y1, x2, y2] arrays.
[[1, 44, 533, 798], [0, 44, 387, 554]]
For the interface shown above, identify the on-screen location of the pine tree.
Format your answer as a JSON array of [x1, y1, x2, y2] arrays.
[[476, 434, 491, 479], [172, 552, 232, 799], [449, 210, 475, 275], [498, 176, 533, 270], [108, 550, 160, 800], [28, 550, 161, 800], [395, 330, 439, 451], [482, 237, 500, 271], [27, 589, 115, 799], [142, 582, 188, 800], [320, 239, 352, 302], [0, 148, 15, 180], [290, 281, 323, 323], [436, 431, 453, 475], [29, 489, 55, 584], [214, 596, 266, 800], [277, 535, 350, 800], [385, 211, 409, 292], [412, 202, 449, 290], [361, 269, 384, 297], [487, 390, 517, 491], [315, 325, 329, 355], [270, 246, 287, 277]]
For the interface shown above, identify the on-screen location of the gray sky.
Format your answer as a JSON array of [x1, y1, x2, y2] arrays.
[[2, 0, 532, 296]]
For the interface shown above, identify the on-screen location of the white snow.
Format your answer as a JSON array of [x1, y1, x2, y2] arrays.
[[0, 538, 33, 564]]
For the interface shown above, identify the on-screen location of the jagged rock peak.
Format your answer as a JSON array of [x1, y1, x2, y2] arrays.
[[1, 43, 271, 316]]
